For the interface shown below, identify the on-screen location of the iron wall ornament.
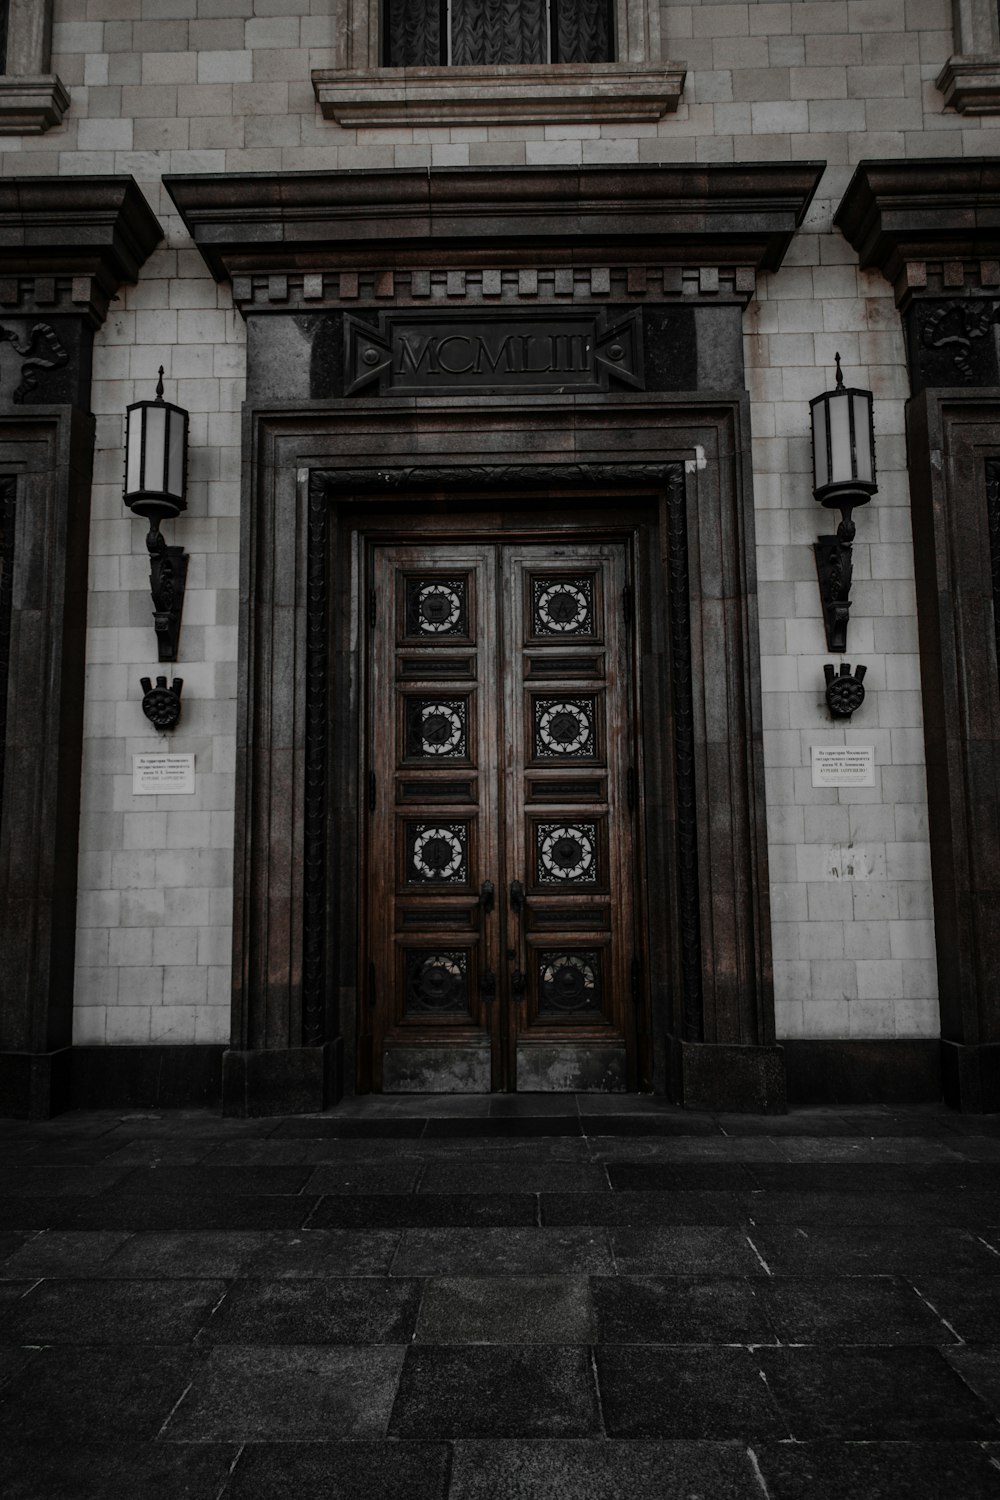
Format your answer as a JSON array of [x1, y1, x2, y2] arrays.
[[810, 353, 878, 654], [824, 662, 866, 719], [140, 675, 184, 731], [123, 367, 189, 662], [0, 323, 68, 402]]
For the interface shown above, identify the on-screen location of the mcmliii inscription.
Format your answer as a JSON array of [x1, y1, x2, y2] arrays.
[[345, 309, 644, 395]]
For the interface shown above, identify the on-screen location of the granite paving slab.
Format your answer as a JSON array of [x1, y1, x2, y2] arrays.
[[915, 1276, 1000, 1341], [447, 1439, 765, 1499], [754, 1441, 1000, 1500], [0, 1346, 206, 1440], [64, 1192, 316, 1232], [309, 1193, 538, 1229], [241, 1228, 402, 1278], [389, 1346, 601, 1437], [199, 1277, 422, 1345], [390, 1227, 613, 1276], [223, 1441, 451, 1500], [0, 1441, 238, 1500], [414, 1276, 595, 1344], [591, 1274, 776, 1344], [416, 1160, 608, 1193], [100, 1230, 267, 1278], [2, 1277, 227, 1345], [541, 1189, 742, 1225], [757, 1347, 998, 1439], [944, 1347, 1000, 1418], [748, 1225, 1000, 1276], [609, 1225, 766, 1275], [595, 1346, 789, 1439], [0, 1229, 132, 1277], [164, 1345, 406, 1440], [758, 1275, 958, 1345]]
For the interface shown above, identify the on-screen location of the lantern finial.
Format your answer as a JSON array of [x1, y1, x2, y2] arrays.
[[834, 352, 843, 389], [155, 366, 165, 401]]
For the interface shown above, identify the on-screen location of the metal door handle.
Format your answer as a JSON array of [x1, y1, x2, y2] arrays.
[[480, 969, 497, 1004], [479, 880, 495, 913], [511, 968, 526, 1000], [510, 879, 525, 915]]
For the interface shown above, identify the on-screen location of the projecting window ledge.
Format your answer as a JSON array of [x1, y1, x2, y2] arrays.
[[0, 74, 69, 133], [936, 55, 1000, 113], [311, 63, 686, 127]]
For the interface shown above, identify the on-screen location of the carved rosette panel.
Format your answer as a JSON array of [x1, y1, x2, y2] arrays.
[[405, 949, 469, 1014], [532, 575, 595, 636], [538, 950, 602, 1015], [405, 822, 469, 885], [405, 576, 468, 638], [535, 821, 599, 884], [405, 697, 469, 760], [533, 696, 596, 759]]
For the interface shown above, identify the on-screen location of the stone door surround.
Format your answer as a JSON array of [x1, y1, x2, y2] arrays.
[[166, 163, 822, 1116]]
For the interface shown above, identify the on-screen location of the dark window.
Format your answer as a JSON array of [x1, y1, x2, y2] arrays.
[[383, 0, 614, 66]]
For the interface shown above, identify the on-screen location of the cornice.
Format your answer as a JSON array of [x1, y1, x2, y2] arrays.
[[312, 63, 686, 127], [0, 176, 163, 323], [164, 163, 825, 291], [834, 157, 1000, 304]]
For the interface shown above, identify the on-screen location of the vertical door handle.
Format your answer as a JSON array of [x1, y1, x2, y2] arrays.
[[479, 880, 495, 913], [510, 879, 525, 915]]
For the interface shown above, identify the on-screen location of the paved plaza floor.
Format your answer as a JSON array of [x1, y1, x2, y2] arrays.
[[2, 1095, 1000, 1498]]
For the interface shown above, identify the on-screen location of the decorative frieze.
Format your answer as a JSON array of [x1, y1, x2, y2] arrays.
[[230, 264, 756, 312]]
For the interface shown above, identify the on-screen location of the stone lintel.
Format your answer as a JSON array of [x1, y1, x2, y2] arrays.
[[312, 63, 686, 127], [835, 157, 1000, 305], [165, 163, 824, 286]]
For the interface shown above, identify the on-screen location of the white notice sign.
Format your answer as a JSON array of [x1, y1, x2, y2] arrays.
[[811, 746, 876, 788], [133, 753, 195, 797]]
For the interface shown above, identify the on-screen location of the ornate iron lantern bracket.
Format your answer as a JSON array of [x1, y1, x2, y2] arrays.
[[810, 353, 877, 654], [123, 367, 189, 662]]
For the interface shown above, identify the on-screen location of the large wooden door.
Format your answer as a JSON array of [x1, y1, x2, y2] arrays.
[[366, 535, 642, 1091]]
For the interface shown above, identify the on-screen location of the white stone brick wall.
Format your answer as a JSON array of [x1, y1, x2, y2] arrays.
[[2, 0, 987, 1044]]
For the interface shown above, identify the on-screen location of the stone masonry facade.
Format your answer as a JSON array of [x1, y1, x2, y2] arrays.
[[4, 0, 995, 1059]]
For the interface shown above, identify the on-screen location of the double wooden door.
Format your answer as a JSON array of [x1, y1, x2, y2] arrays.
[[365, 536, 642, 1092]]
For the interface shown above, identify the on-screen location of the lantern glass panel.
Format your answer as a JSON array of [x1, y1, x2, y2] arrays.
[[853, 394, 873, 484], [811, 398, 829, 491], [125, 406, 143, 495], [167, 410, 185, 499], [828, 392, 852, 484], [144, 404, 167, 493]]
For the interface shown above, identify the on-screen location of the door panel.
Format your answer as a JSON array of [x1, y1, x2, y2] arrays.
[[367, 534, 639, 1092], [503, 545, 636, 1092]]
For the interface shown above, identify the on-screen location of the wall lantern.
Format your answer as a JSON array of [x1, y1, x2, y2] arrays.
[[810, 353, 877, 654], [123, 367, 189, 663]]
